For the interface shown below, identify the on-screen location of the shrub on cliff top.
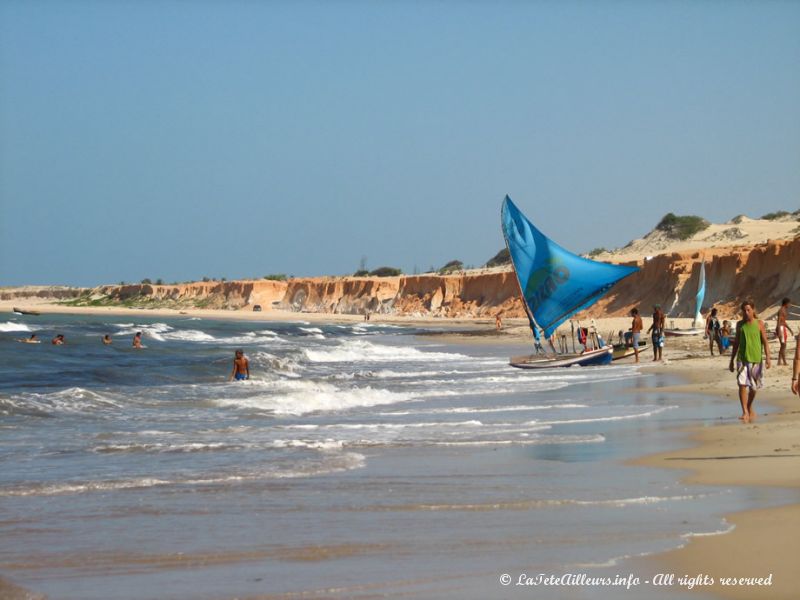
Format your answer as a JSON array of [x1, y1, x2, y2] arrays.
[[438, 260, 463, 275], [369, 267, 402, 277], [353, 269, 370, 277], [587, 248, 607, 257], [485, 248, 511, 267], [760, 211, 790, 221], [263, 274, 287, 281], [655, 213, 709, 240]]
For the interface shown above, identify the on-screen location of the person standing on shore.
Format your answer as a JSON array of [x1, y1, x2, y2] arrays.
[[229, 349, 250, 381], [647, 304, 665, 362], [705, 307, 723, 356], [630, 308, 643, 363], [776, 298, 794, 366], [729, 300, 771, 423]]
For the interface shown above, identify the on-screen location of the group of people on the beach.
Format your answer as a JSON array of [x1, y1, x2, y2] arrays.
[[629, 297, 799, 424], [627, 304, 667, 363]]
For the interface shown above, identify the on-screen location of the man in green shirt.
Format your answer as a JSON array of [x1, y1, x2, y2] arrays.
[[729, 300, 771, 423]]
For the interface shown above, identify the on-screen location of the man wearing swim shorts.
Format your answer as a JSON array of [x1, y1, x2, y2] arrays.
[[630, 308, 643, 363], [729, 300, 771, 423], [230, 349, 250, 381], [776, 298, 794, 366]]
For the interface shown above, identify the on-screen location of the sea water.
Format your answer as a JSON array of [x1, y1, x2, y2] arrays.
[[0, 314, 785, 599]]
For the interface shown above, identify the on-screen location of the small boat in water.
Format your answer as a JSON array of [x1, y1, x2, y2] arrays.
[[501, 196, 639, 369], [12, 307, 41, 316]]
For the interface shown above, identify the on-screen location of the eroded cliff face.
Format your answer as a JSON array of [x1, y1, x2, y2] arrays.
[[95, 280, 287, 309], [4, 239, 797, 318], [585, 238, 800, 319]]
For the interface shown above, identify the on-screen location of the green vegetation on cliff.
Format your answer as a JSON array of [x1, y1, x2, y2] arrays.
[[655, 213, 710, 240]]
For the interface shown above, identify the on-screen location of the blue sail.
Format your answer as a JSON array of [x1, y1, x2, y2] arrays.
[[501, 196, 639, 339], [693, 260, 705, 327]]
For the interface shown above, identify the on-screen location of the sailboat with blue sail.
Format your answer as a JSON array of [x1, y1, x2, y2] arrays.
[[501, 196, 639, 368], [664, 259, 706, 337]]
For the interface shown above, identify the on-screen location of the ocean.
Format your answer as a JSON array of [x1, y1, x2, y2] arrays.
[[0, 313, 782, 599]]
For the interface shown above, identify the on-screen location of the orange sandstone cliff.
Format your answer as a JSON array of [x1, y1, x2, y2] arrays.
[[3, 239, 798, 319]]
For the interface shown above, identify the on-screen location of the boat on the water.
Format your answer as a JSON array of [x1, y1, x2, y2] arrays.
[[664, 259, 705, 337], [501, 196, 638, 369], [12, 307, 41, 316]]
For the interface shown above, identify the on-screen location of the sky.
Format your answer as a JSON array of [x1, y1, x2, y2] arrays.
[[1, 1, 799, 287]]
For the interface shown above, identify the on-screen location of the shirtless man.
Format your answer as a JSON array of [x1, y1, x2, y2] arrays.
[[17, 334, 40, 344], [102, 334, 113, 345], [132, 332, 143, 349], [230, 349, 250, 381], [51, 334, 65, 345], [776, 298, 794, 366], [630, 308, 643, 363], [647, 305, 665, 362]]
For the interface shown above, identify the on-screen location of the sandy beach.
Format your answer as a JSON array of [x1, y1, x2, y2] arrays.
[[2, 303, 798, 599]]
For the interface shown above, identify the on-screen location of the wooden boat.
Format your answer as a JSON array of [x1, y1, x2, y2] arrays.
[[663, 328, 704, 337], [12, 307, 41, 316], [501, 197, 639, 369], [611, 341, 647, 360], [511, 346, 613, 369]]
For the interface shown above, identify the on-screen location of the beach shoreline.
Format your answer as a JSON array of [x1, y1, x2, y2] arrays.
[[630, 359, 800, 599], [2, 304, 798, 599]]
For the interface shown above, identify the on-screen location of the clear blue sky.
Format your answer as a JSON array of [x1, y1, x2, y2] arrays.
[[1, 1, 798, 286]]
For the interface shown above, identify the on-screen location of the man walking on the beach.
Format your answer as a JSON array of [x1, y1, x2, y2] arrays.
[[729, 300, 771, 423], [630, 308, 643, 363], [776, 298, 794, 366], [647, 304, 665, 362]]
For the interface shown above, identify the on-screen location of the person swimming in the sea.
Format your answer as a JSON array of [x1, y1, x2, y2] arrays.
[[16, 334, 40, 344]]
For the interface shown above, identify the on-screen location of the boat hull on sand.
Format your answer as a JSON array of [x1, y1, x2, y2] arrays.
[[12, 307, 41, 316], [510, 346, 613, 369], [612, 341, 647, 360], [663, 328, 703, 337]]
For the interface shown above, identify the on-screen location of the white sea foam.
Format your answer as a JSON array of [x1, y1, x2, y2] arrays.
[[431, 434, 604, 447], [92, 442, 238, 453], [533, 406, 676, 426], [114, 322, 173, 341], [212, 382, 413, 415], [681, 522, 735, 538], [0, 452, 366, 496], [162, 329, 216, 342], [377, 403, 590, 416], [1, 387, 122, 417], [302, 339, 468, 363], [0, 321, 32, 332]]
